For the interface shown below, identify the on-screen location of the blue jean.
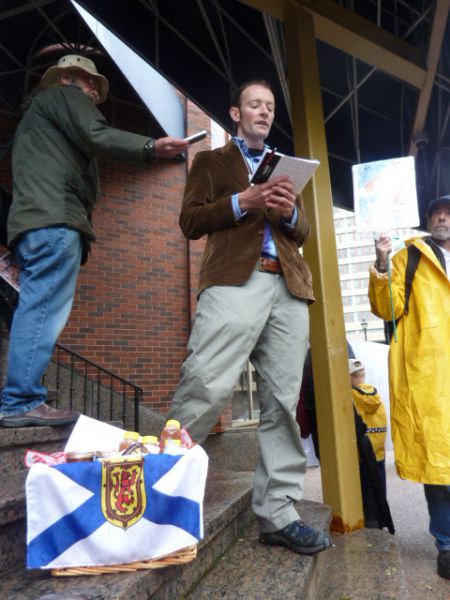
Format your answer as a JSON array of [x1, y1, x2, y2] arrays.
[[0, 227, 82, 416], [424, 484, 450, 551]]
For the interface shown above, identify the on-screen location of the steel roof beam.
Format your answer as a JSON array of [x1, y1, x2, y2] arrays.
[[263, 14, 292, 123], [196, 0, 233, 82], [239, 0, 427, 89], [0, 0, 57, 23], [365, 0, 431, 32], [30, 0, 70, 45], [323, 85, 411, 129], [0, 42, 26, 69], [409, 0, 450, 156]]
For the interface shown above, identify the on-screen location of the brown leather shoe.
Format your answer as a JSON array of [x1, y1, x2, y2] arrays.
[[0, 403, 79, 427]]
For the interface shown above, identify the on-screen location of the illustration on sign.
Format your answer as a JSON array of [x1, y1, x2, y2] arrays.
[[352, 156, 419, 233]]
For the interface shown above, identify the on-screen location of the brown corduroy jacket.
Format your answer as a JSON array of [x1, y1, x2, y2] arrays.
[[180, 140, 315, 303]]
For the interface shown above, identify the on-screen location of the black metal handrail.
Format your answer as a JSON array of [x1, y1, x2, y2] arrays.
[[0, 287, 143, 430], [42, 343, 142, 431]]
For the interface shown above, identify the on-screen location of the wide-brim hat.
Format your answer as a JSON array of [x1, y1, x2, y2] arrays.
[[40, 54, 109, 104], [349, 359, 365, 375], [427, 194, 450, 216]]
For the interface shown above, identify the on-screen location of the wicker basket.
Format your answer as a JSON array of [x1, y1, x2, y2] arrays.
[[51, 544, 197, 576]]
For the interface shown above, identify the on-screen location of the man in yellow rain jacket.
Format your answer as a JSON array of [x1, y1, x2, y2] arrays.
[[369, 195, 450, 580]]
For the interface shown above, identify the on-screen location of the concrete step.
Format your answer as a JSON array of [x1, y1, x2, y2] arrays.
[[0, 424, 74, 473], [203, 426, 259, 472], [315, 528, 411, 600], [0, 469, 254, 599], [0, 420, 123, 474], [186, 499, 332, 600], [0, 470, 27, 574]]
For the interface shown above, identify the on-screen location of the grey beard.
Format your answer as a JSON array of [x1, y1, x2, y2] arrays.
[[431, 228, 450, 241]]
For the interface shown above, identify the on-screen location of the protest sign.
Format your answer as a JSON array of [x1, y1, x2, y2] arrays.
[[352, 156, 419, 233]]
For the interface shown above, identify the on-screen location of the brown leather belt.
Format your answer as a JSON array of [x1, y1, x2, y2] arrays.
[[256, 257, 283, 274]]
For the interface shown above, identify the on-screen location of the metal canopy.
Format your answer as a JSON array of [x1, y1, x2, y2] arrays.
[[1, 0, 450, 223]]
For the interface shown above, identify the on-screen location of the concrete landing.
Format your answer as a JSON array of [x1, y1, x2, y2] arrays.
[[316, 529, 410, 600], [302, 457, 450, 599]]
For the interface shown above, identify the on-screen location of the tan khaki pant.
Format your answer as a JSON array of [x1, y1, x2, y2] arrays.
[[168, 269, 309, 532]]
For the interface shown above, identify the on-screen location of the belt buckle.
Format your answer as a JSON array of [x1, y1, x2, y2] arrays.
[[258, 257, 270, 272], [259, 257, 280, 274]]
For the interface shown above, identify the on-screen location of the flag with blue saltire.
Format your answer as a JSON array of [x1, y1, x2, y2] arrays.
[[26, 446, 208, 569]]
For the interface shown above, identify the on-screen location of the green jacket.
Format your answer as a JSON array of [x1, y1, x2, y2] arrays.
[[9, 84, 152, 253]]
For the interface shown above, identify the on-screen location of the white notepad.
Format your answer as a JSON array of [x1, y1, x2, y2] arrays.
[[251, 149, 320, 195]]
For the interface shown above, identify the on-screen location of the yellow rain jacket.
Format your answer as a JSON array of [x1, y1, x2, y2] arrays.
[[368, 236, 450, 484], [352, 384, 387, 461]]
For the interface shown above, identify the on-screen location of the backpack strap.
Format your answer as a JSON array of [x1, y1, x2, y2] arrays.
[[384, 244, 421, 341], [425, 236, 447, 274], [404, 244, 421, 315]]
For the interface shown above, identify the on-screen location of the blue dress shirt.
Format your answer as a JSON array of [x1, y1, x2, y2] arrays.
[[231, 137, 298, 259]]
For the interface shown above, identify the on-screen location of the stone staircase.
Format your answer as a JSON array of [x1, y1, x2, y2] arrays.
[[0, 332, 411, 598], [0, 424, 74, 578], [0, 423, 337, 600]]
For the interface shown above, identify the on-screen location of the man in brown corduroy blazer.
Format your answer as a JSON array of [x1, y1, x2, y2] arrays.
[[166, 80, 331, 555]]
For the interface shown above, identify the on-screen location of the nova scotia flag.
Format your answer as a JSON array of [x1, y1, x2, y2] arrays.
[[26, 446, 208, 569]]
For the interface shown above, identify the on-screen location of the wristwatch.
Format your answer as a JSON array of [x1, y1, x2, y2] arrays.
[[143, 138, 156, 162]]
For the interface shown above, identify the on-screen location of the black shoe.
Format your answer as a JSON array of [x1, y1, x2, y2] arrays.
[[438, 550, 450, 579], [259, 519, 332, 555], [0, 403, 79, 427]]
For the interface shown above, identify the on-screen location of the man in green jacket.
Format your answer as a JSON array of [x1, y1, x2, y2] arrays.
[[0, 54, 188, 427]]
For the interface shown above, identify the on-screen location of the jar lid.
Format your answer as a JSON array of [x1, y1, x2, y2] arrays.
[[124, 431, 140, 440], [142, 435, 158, 444]]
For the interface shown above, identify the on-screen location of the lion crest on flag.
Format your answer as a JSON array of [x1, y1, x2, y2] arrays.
[[101, 457, 146, 529]]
